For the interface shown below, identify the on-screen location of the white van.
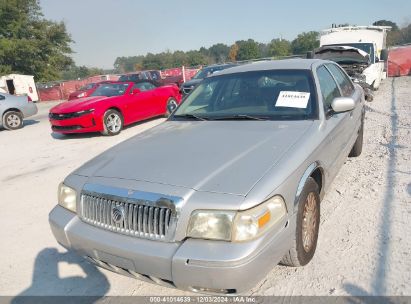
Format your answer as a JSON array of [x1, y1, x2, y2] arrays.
[[319, 26, 390, 90], [0, 74, 39, 102]]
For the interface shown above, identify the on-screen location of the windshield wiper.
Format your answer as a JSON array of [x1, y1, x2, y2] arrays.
[[172, 114, 209, 121], [210, 114, 269, 121]]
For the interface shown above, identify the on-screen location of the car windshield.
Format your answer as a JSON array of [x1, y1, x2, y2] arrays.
[[173, 69, 317, 121], [79, 83, 95, 91], [192, 66, 228, 80], [91, 83, 129, 97], [325, 43, 375, 62]]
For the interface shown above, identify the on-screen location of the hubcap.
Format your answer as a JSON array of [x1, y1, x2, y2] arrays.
[[106, 113, 121, 133], [302, 192, 318, 252], [7, 114, 21, 128]]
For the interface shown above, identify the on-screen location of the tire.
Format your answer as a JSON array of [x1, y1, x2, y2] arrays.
[[349, 119, 364, 157], [101, 109, 123, 136], [3, 111, 23, 130], [281, 177, 320, 267], [165, 97, 178, 117], [372, 80, 380, 91]]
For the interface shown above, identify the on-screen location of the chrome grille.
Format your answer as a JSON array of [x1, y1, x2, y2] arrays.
[[79, 192, 174, 241]]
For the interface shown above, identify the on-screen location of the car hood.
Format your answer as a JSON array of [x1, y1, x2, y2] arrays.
[[315, 46, 370, 64], [50, 96, 112, 113], [73, 120, 313, 196]]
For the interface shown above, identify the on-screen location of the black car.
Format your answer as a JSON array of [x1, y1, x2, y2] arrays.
[[118, 70, 162, 83], [181, 63, 237, 95]]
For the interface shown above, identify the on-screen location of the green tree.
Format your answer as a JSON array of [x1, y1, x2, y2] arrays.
[[291, 31, 320, 55], [268, 38, 292, 57], [207, 43, 230, 63], [171, 51, 188, 67], [236, 39, 261, 61], [0, 0, 73, 81], [373, 20, 399, 31], [61, 65, 104, 80], [186, 50, 209, 66], [399, 23, 411, 44], [114, 55, 144, 73], [373, 20, 401, 46], [142, 53, 163, 70]]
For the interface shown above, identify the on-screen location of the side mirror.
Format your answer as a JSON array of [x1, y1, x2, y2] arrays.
[[132, 88, 141, 94], [331, 97, 355, 113], [380, 49, 388, 61], [167, 101, 178, 114]]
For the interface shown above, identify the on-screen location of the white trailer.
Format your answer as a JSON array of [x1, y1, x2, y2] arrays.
[[0, 74, 39, 102], [319, 26, 390, 90]]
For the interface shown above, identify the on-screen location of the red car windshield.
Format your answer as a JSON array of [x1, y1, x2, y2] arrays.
[[78, 83, 95, 91], [91, 83, 129, 97]]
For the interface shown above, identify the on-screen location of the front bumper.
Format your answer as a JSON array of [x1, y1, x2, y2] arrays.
[[49, 205, 293, 293], [49, 113, 101, 134]]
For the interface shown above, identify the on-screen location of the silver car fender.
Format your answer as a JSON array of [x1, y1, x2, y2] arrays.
[[294, 161, 325, 212]]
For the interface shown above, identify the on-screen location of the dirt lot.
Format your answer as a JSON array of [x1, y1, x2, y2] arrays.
[[0, 77, 410, 297]]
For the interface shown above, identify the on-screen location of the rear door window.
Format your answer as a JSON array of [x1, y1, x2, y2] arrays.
[[317, 65, 341, 109]]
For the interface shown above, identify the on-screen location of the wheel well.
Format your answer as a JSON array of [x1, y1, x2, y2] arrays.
[[310, 167, 323, 194], [3, 108, 22, 115], [107, 107, 122, 116]]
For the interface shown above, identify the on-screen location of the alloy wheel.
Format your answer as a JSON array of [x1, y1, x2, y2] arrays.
[[6, 113, 22, 128], [302, 192, 318, 253], [105, 113, 121, 133]]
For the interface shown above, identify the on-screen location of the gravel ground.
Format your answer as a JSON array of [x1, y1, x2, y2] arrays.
[[0, 77, 409, 297]]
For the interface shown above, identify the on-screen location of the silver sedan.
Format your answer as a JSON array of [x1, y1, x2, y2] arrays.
[[0, 93, 38, 130], [49, 59, 365, 293]]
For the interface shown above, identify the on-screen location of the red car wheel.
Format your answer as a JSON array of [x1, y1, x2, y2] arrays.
[[102, 109, 123, 136]]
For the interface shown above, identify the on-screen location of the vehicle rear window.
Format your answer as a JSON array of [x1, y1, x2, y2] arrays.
[[174, 69, 318, 120]]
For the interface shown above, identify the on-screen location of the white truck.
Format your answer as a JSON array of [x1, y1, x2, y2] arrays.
[[0, 74, 39, 102], [318, 26, 390, 90]]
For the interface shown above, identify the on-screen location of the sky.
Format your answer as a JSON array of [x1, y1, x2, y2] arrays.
[[40, 0, 411, 69]]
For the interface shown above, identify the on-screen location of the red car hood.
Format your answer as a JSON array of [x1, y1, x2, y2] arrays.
[[50, 96, 110, 113]]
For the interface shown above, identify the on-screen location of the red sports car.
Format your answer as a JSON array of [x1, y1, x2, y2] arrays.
[[49, 81, 181, 135], [68, 82, 99, 101]]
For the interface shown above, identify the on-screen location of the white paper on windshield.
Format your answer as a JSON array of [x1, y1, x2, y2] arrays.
[[275, 91, 310, 108]]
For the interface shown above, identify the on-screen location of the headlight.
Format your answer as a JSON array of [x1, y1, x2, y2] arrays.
[[58, 183, 77, 213], [77, 92, 86, 98], [232, 196, 286, 241], [351, 74, 366, 83], [186, 196, 287, 242], [75, 109, 94, 116], [187, 210, 235, 241]]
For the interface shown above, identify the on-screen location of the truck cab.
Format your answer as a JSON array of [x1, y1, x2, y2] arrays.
[[319, 26, 390, 90]]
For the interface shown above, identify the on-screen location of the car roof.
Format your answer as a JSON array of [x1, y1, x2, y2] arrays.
[[212, 59, 324, 76], [203, 63, 236, 69]]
